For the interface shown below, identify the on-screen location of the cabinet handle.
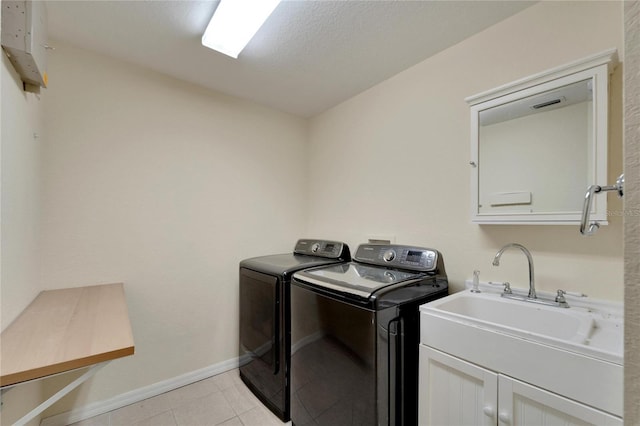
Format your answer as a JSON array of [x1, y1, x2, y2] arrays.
[[482, 405, 495, 418], [498, 411, 511, 424]]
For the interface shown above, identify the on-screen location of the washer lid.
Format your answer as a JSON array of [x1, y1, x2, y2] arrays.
[[240, 253, 346, 276], [293, 263, 424, 299]]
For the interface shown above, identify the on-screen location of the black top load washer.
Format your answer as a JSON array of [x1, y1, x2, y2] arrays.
[[239, 239, 350, 422], [290, 244, 448, 426]]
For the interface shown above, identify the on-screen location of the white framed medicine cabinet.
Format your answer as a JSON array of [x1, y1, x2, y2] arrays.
[[466, 49, 618, 224]]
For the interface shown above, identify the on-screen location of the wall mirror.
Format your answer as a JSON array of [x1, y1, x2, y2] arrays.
[[466, 49, 617, 224]]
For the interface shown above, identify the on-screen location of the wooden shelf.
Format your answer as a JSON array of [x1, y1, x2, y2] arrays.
[[1, 283, 135, 387]]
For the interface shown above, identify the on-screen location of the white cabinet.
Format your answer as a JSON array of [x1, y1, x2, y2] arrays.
[[498, 375, 622, 426], [419, 346, 622, 426], [419, 346, 497, 425], [466, 49, 617, 225]]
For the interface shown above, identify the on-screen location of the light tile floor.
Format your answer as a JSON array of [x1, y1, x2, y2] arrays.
[[69, 369, 290, 426]]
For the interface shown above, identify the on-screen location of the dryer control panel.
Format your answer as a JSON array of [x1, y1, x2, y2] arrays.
[[354, 244, 439, 272], [294, 239, 348, 259]]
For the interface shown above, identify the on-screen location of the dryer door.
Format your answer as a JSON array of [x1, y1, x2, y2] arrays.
[[239, 268, 288, 420], [239, 268, 280, 373]]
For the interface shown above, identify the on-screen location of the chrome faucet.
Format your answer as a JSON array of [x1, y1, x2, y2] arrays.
[[492, 243, 536, 299]]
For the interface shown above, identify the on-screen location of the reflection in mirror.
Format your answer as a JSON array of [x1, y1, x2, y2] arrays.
[[478, 79, 593, 215]]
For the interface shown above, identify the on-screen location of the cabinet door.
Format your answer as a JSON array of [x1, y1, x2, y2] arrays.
[[419, 346, 498, 426], [498, 375, 622, 426]]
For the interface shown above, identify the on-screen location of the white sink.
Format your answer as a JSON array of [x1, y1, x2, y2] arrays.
[[420, 286, 624, 416], [432, 292, 592, 340], [425, 290, 622, 364]]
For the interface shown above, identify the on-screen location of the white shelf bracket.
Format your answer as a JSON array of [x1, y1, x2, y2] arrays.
[[10, 361, 109, 426]]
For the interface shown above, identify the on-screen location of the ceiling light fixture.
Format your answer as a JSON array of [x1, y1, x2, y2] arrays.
[[201, 0, 282, 59]]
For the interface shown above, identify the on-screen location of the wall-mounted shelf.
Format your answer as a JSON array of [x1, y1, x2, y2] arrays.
[[0, 283, 135, 425]]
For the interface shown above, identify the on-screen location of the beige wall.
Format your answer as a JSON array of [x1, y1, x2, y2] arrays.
[[307, 1, 624, 301], [624, 2, 640, 424], [1, 42, 44, 330], [37, 42, 308, 412], [1, 37, 45, 426], [2, 0, 631, 422]]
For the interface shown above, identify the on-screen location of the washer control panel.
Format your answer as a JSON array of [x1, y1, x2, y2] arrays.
[[354, 244, 439, 272], [382, 249, 396, 262], [294, 239, 348, 259]]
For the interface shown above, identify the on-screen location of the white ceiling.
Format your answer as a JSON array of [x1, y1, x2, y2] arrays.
[[45, 1, 535, 118]]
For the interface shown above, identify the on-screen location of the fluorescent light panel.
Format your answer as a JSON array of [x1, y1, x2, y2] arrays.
[[202, 0, 282, 58]]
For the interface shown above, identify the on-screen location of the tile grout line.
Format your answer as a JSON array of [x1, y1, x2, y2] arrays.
[[68, 369, 287, 426]]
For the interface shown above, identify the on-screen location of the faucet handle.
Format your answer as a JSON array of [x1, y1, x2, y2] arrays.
[[503, 282, 512, 294], [556, 289, 567, 303], [555, 290, 570, 308]]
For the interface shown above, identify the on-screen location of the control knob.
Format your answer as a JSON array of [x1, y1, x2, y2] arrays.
[[311, 243, 320, 253], [383, 249, 396, 262]]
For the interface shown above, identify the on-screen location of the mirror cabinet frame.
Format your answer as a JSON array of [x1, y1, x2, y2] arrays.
[[466, 49, 618, 225]]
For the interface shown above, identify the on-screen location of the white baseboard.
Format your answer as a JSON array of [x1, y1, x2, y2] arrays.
[[40, 357, 242, 426]]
